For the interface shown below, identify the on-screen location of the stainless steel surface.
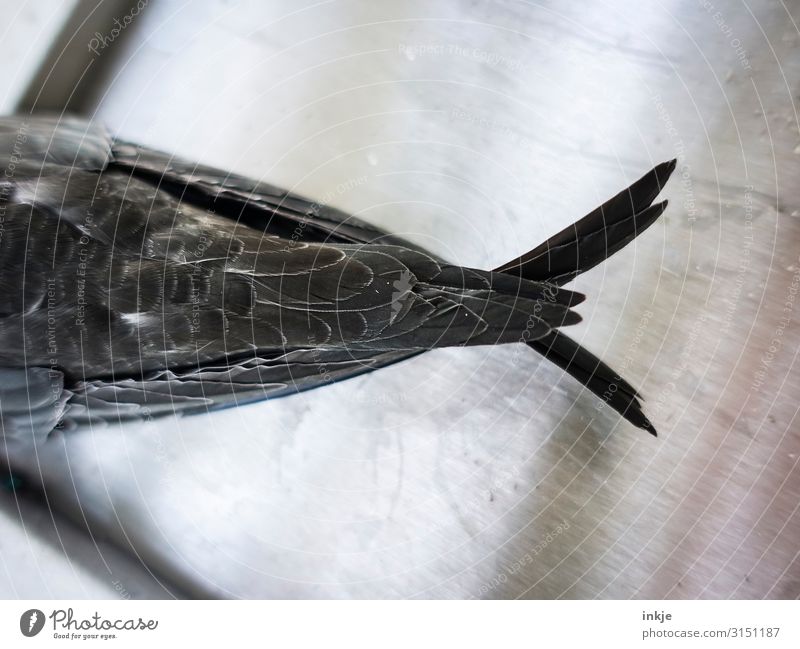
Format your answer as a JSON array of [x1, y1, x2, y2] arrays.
[[0, 0, 78, 114], [3, 0, 799, 598]]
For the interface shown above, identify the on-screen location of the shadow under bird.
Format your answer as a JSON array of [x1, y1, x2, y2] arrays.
[[0, 116, 675, 445]]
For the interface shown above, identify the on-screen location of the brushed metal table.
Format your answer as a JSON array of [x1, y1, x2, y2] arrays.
[[2, 0, 798, 599]]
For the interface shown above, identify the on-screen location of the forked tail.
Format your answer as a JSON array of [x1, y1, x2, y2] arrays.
[[495, 160, 677, 435]]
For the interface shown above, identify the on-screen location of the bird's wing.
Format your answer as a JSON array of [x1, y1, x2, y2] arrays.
[[108, 140, 431, 251], [63, 348, 411, 428], [0, 113, 405, 249]]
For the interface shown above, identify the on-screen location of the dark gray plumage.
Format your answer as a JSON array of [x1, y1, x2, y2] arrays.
[[0, 116, 674, 444]]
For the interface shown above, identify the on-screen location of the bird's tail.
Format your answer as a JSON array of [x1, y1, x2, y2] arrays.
[[495, 160, 676, 435]]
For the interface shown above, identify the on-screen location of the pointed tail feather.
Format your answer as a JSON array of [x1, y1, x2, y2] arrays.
[[528, 331, 657, 435], [496, 159, 676, 285]]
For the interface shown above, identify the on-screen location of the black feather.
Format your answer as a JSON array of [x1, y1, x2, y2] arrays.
[[528, 331, 657, 436], [0, 115, 674, 440], [495, 160, 676, 284]]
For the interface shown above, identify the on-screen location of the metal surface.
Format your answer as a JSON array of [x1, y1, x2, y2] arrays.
[[3, 0, 799, 598], [0, 0, 78, 114]]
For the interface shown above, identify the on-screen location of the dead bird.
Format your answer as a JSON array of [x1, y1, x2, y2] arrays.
[[0, 116, 675, 444]]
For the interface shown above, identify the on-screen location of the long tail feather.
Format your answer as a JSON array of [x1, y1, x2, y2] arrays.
[[528, 331, 656, 435], [494, 161, 676, 435], [496, 159, 676, 285]]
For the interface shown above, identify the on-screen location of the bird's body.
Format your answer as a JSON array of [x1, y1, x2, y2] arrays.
[[0, 116, 674, 443]]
